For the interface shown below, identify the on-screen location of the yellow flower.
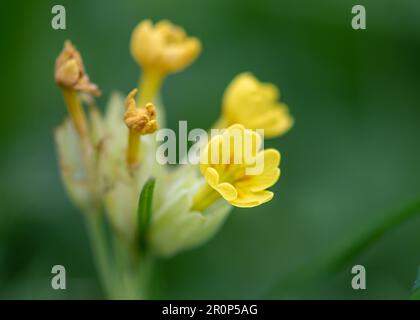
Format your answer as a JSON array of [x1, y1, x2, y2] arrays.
[[193, 124, 281, 209], [216, 72, 293, 138], [55, 40, 101, 96], [130, 20, 201, 75]]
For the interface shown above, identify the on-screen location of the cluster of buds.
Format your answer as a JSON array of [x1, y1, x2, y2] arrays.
[[54, 20, 293, 298]]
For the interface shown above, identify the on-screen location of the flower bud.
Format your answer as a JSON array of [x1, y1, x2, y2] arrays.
[[130, 20, 201, 75], [55, 40, 101, 96], [124, 89, 158, 135]]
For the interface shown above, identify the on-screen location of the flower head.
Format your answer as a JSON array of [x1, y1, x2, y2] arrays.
[[130, 20, 201, 75], [197, 124, 281, 208], [124, 89, 158, 135], [220, 73, 293, 138], [52, 20, 294, 298], [55, 40, 101, 96]]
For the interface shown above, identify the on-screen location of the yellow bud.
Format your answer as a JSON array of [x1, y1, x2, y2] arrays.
[[55, 40, 101, 96], [219, 72, 294, 138], [130, 20, 201, 75]]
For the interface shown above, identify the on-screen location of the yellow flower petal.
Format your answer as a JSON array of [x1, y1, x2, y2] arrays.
[[220, 124, 262, 164], [220, 72, 293, 138], [200, 135, 226, 174], [204, 167, 220, 188], [236, 168, 280, 193], [130, 20, 201, 74], [195, 124, 281, 210], [236, 149, 280, 192], [215, 182, 237, 201], [230, 190, 274, 208], [252, 105, 294, 138], [258, 148, 281, 170]]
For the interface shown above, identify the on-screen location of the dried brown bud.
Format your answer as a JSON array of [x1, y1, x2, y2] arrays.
[[55, 40, 101, 96]]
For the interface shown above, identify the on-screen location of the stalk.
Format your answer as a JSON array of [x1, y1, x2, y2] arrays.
[[86, 213, 115, 299]]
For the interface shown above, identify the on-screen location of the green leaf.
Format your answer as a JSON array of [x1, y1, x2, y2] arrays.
[[137, 178, 156, 254], [265, 198, 420, 298]]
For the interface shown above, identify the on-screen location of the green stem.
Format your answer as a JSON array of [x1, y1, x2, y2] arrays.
[[137, 254, 154, 299], [86, 214, 115, 298], [112, 235, 137, 299], [111, 234, 154, 299], [191, 183, 221, 212]]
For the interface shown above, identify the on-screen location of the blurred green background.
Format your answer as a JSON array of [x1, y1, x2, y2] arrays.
[[1, 0, 420, 299]]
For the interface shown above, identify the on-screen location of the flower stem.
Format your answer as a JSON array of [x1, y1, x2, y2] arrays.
[[192, 183, 221, 212], [111, 234, 153, 299], [126, 130, 141, 167], [137, 69, 163, 106], [137, 254, 154, 299], [85, 213, 115, 299], [61, 88, 88, 137]]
